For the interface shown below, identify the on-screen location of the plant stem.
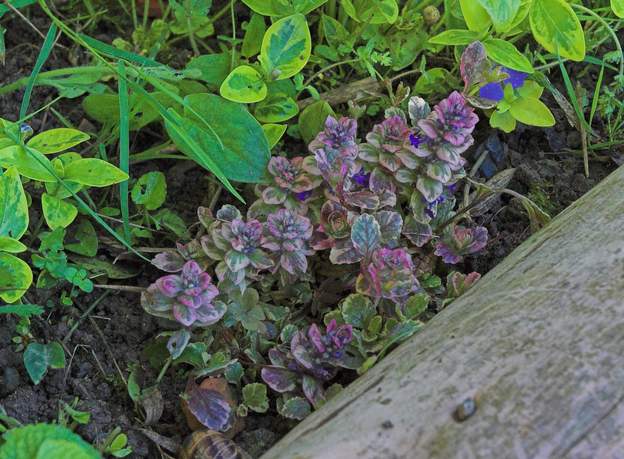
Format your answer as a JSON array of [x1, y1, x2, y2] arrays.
[[0, 66, 111, 96]]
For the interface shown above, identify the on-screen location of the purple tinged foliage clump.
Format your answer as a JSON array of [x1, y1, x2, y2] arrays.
[[261, 320, 353, 408], [356, 248, 420, 302], [264, 209, 314, 276], [434, 225, 489, 264], [141, 261, 225, 327]]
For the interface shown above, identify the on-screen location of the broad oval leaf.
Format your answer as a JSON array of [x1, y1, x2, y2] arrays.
[[242, 0, 327, 16], [0, 252, 33, 303], [255, 93, 299, 123], [167, 93, 271, 183], [459, 0, 491, 32], [530, 0, 585, 62], [23, 341, 65, 385], [298, 100, 335, 144], [484, 38, 534, 73], [476, 0, 521, 32], [429, 29, 481, 46], [63, 158, 129, 187], [0, 236, 27, 253], [42, 193, 78, 230], [260, 14, 311, 80], [0, 145, 56, 182], [0, 167, 28, 239], [186, 53, 231, 91], [220, 65, 268, 103], [341, 0, 399, 24], [510, 97, 555, 127], [27, 128, 90, 154], [612, 0, 624, 18], [242, 13, 266, 58], [131, 171, 167, 210], [262, 124, 287, 148], [351, 214, 381, 257], [0, 424, 99, 459]]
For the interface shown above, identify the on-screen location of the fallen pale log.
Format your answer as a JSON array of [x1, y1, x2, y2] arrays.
[[262, 164, 624, 459]]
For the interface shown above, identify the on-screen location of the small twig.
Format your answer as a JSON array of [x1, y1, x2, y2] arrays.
[[3, 0, 47, 40], [88, 316, 127, 386], [94, 284, 145, 293]]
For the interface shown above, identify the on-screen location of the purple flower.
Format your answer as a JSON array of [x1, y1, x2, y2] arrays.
[[262, 156, 321, 206], [409, 134, 423, 148], [295, 190, 313, 201], [478, 67, 529, 102], [351, 168, 371, 187], [434, 225, 488, 264], [141, 261, 225, 327]]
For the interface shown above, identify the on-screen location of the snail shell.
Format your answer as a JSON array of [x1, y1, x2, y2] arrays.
[[179, 430, 251, 459]]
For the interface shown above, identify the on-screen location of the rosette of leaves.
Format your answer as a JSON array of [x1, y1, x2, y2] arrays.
[[261, 320, 354, 417], [312, 200, 353, 250], [200, 205, 273, 292], [308, 116, 359, 186], [434, 224, 488, 264], [442, 271, 481, 307], [324, 293, 426, 374], [259, 156, 321, 211], [262, 208, 315, 279], [141, 260, 226, 327]]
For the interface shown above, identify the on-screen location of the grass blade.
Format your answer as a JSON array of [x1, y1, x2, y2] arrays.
[[19, 23, 57, 119], [589, 63, 605, 128], [117, 61, 132, 243]]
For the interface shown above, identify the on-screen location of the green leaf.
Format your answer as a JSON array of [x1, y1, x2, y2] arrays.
[[0, 145, 56, 182], [530, 0, 585, 62], [23, 342, 65, 385], [341, 294, 375, 328], [131, 171, 167, 210], [260, 14, 311, 80], [0, 303, 43, 317], [429, 29, 481, 46], [220, 65, 268, 104], [255, 93, 299, 123], [63, 158, 129, 187], [0, 236, 27, 253], [459, 0, 491, 32], [612, 0, 624, 18], [484, 39, 534, 73], [341, 0, 399, 24], [42, 193, 78, 230], [167, 94, 271, 183], [242, 13, 266, 57], [65, 220, 98, 257], [298, 100, 335, 145], [509, 96, 555, 127], [242, 383, 269, 413], [27, 128, 90, 154], [0, 0, 37, 18], [476, 0, 520, 31], [490, 109, 517, 133], [262, 124, 287, 148], [414, 68, 455, 95], [0, 423, 100, 459], [186, 53, 231, 91], [0, 167, 28, 239], [0, 253, 32, 303], [278, 396, 311, 419], [404, 293, 429, 319], [321, 14, 350, 49]]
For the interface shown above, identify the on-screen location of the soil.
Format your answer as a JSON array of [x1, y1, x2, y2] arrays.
[[0, 5, 619, 459]]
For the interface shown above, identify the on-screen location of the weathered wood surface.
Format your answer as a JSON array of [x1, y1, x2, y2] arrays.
[[262, 165, 624, 459]]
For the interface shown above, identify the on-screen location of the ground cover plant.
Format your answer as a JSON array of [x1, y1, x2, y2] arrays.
[[0, 0, 623, 457]]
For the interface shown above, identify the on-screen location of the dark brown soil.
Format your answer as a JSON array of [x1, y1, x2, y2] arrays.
[[0, 5, 619, 459]]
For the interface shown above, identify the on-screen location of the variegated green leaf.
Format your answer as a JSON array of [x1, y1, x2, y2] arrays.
[[260, 14, 311, 80], [0, 252, 33, 303], [42, 193, 78, 229], [0, 167, 28, 239], [262, 124, 287, 148], [27, 128, 90, 154], [220, 65, 268, 104], [0, 145, 56, 182], [530, 0, 585, 62], [476, 0, 521, 31]]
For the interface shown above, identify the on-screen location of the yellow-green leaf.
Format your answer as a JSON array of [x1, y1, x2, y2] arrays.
[[260, 14, 311, 80], [510, 97, 555, 127], [0, 252, 33, 303], [0, 145, 56, 182], [63, 158, 129, 187], [0, 167, 28, 239], [612, 0, 624, 18], [42, 193, 78, 230], [0, 236, 27, 253], [220, 65, 268, 104], [530, 0, 585, 62], [476, 0, 521, 32], [262, 124, 287, 148], [484, 39, 534, 73], [429, 29, 481, 46], [27, 128, 90, 154], [460, 0, 491, 32]]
